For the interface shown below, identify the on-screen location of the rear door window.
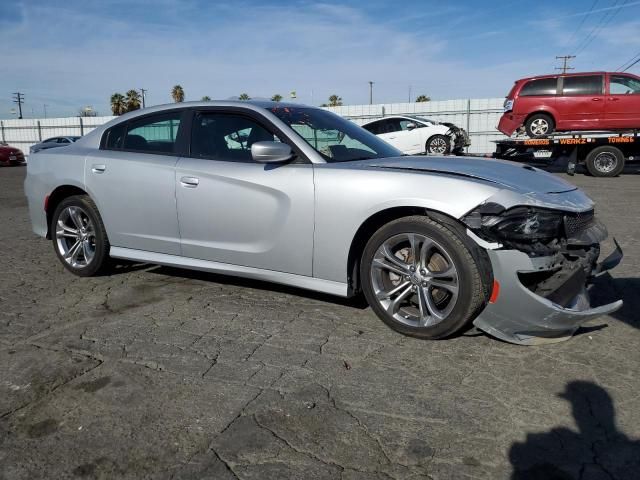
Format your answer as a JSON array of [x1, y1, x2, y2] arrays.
[[123, 112, 182, 154], [519, 78, 558, 96], [562, 75, 603, 96], [609, 75, 640, 95]]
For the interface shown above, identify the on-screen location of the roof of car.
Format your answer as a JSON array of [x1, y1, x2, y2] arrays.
[[516, 71, 608, 82]]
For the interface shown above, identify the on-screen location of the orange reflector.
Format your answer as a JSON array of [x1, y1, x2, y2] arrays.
[[489, 280, 500, 304]]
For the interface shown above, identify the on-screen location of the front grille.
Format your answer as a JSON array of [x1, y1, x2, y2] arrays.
[[565, 209, 595, 236]]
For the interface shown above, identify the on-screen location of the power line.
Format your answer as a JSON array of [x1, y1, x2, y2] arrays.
[[616, 51, 640, 71], [555, 55, 576, 73], [12, 92, 24, 119], [622, 56, 640, 72], [573, 0, 627, 56], [567, 0, 599, 46]]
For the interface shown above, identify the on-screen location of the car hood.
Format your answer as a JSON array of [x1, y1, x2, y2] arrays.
[[361, 156, 577, 195]]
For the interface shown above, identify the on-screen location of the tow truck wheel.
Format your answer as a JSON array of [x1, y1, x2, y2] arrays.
[[585, 146, 625, 177], [525, 113, 555, 138]]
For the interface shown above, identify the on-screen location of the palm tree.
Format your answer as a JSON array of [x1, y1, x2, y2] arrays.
[[201, 95, 211, 101], [172, 85, 185, 103], [271, 94, 283, 102], [238, 93, 251, 100], [328, 94, 343, 107], [125, 89, 142, 112], [110, 93, 126, 115], [415, 95, 431, 102]]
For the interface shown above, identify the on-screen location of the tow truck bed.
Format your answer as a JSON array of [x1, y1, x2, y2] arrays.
[[493, 130, 640, 177]]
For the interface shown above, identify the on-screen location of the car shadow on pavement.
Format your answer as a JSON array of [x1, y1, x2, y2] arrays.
[[509, 381, 640, 480], [145, 265, 370, 309], [589, 273, 640, 330]]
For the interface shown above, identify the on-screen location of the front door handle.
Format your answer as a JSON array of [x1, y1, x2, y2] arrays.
[[591, 97, 602, 101], [609, 97, 620, 101], [180, 176, 199, 188], [91, 164, 106, 174]]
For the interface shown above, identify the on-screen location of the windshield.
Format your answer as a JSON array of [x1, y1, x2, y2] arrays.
[[268, 107, 401, 162], [412, 116, 438, 124]]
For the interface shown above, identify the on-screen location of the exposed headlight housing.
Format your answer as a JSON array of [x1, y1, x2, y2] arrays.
[[463, 206, 564, 243], [503, 99, 514, 112]]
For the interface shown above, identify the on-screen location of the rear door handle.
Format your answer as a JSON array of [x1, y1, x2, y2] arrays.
[[591, 97, 602, 101], [91, 164, 106, 173], [180, 176, 199, 188], [609, 97, 620, 101]]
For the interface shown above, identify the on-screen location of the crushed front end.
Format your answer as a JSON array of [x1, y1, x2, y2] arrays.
[[463, 203, 623, 345], [441, 122, 471, 154]]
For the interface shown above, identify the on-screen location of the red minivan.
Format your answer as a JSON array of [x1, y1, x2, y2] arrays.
[[498, 72, 640, 137]]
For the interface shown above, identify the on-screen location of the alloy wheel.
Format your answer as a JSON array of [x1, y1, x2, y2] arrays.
[[530, 119, 549, 136], [428, 137, 448, 154], [55, 206, 96, 268], [370, 233, 459, 328]]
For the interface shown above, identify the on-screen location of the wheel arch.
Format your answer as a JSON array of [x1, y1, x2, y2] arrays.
[[524, 110, 556, 126], [45, 185, 89, 239], [346, 206, 493, 299]]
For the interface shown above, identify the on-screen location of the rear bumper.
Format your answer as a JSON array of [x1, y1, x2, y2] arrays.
[[473, 241, 623, 345], [497, 113, 524, 136]]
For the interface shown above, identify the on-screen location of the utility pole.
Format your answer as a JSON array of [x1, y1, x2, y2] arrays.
[[12, 92, 24, 119], [43, 104, 48, 118], [140, 88, 147, 108], [555, 55, 576, 73], [368, 81, 374, 105], [408, 85, 412, 103]]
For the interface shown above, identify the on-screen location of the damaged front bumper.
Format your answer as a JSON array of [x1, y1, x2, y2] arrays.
[[471, 238, 623, 346]]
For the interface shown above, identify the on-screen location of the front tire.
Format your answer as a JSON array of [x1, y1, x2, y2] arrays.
[[426, 135, 451, 155], [360, 216, 486, 339], [525, 113, 555, 138], [51, 195, 110, 277]]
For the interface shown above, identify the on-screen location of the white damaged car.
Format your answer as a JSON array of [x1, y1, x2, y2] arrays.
[[362, 115, 470, 155]]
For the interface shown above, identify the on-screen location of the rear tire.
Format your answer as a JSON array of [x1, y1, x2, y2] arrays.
[[51, 195, 111, 277], [360, 216, 486, 339], [525, 113, 555, 138], [585, 146, 625, 177], [426, 135, 451, 155]]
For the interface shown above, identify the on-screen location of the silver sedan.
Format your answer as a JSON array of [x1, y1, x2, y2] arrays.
[[24, 102, 623, 345]]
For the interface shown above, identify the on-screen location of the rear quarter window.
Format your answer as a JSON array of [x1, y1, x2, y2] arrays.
[[519, 78, 558, 97]]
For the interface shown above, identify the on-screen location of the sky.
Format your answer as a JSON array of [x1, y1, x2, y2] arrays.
[[1, 0, 640, 118]]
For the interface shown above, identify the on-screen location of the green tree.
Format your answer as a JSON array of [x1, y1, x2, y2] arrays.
[[172, 85, 185, 103], [201, 96, 212, 101], [125, 89, 141, 112], [271, 94, 283, 102], [238, 93, 251, 100], [328, 94, 343, 107], [110, 93, 126, 115], [415, 95, 431, 102]]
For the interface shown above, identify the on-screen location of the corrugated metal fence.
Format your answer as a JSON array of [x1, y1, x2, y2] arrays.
[[0, 98, 507, 156]]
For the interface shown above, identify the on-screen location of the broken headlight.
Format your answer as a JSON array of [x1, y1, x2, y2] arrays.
[[464, 206, 564, 243]]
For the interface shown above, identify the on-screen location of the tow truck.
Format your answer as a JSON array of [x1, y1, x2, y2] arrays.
[[493, 130, 640, 177]]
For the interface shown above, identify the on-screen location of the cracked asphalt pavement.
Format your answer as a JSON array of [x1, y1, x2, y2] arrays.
[[1, 165, 639, 479]]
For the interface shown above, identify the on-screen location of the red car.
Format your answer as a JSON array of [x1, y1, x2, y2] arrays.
[[0, 143, 25, 166], [498, 71, 640, 138]]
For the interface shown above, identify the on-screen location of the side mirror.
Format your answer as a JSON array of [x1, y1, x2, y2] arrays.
[[406, 122, 417, 130], [251, 141, 294, 163]]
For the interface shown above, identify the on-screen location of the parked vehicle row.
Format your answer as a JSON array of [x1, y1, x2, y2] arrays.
[[362, 115, 470, 155], [25, 101, 622, 345], [498, 71, 640, 138]]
